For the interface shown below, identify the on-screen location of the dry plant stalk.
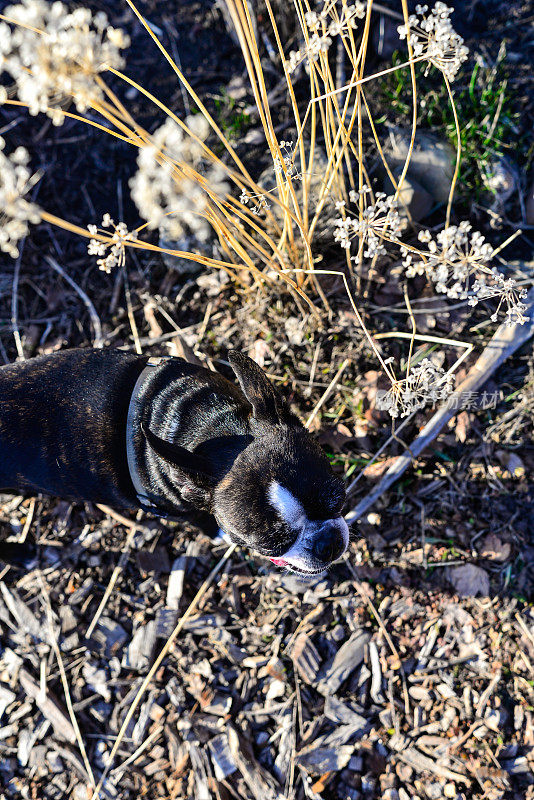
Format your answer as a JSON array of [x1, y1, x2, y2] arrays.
[[0, 0, 528, 413]]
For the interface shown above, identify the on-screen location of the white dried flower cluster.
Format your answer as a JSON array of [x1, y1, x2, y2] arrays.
[[397, 3, 469, 82], [1, 1, 129, 125], [130, 117, 228, 243], [402, 223, 492, 298], [304, 2, 366, 36], [401, 223, 528, 325], [87, 214, 138, 273], [0, 137, 41, 257], [239, 189, 270, 215], [287, 2, 366, 73], [273, 140, 301, 179], [470, 274, 529, 326], [334, 187, 402, 258], [286, 31, 332, 74], [376, 358, 454, 418]]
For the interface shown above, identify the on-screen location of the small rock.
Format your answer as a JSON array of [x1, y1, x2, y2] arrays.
[[426, 782, 446, 799], [484, 707, 506, 732], [266, 678, 286, 702], [384, 168, 434, 224], [383, 128, 455, 204], [496, 450, 525, 478]]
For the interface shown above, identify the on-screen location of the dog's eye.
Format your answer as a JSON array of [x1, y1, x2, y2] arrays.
[[306, 485, 346, 520], [331, 499, 345, 516]]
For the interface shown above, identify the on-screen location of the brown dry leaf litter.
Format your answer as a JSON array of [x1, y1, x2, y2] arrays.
[[0, 500, 533, 800]]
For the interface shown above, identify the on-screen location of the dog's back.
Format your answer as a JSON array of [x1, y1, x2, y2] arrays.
[[0, 349, 144, 506]]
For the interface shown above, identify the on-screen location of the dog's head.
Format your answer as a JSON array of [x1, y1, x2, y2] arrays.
[[143, 351, 349, 575]]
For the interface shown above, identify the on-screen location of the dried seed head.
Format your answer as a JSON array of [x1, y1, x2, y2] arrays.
[[0, 137, 41, 258], [87, 216, 138, 273], [398, 2, 469, 82], [1, 1, 129, 123], [376, 357, 454, 418], [129, 117, 228, 242]]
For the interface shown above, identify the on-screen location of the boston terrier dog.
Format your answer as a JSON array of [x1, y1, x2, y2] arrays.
[[0, 348, 349, 575]]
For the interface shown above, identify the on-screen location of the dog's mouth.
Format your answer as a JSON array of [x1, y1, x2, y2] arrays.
[[268, 557, 289, 567], [268, 557, 326, 576]]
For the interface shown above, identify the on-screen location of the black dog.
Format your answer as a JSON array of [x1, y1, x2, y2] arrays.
[[0, 349, 348, 574]]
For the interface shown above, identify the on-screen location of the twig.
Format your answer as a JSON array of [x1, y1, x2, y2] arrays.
[[345, 286, 534, 524], [86, 506, 152, 639], [346, 412, 415, 496], [11, 238, 26, 360], [45, 256, 103, 348], [90, 543, 236, 800], [110, 726, 163, 776], [39, 574, 96, 788], [122, 264, 142, 355], [18, 497, 36, 543], [305, 358, 349, 429], [85, 525, 139, 640]]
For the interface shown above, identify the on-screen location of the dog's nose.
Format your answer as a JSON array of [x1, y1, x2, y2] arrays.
[[312, 527, 345, 564]]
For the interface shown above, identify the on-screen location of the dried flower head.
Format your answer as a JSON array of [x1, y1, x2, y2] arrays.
[[402, 222, 492, 298], [239, 189, 271, 215], [306, 1, 366, 37], [398, 3, 469, 81], [401, 223, 528, 325], [129, 117, 228, 242], [334, 187, 402, 258], [376, 357, 454, 418], [87, 215, 138, 273], [273, 140, 301, 180], [2, 1, 129, 124], [470, 274, 529, 327], [287, 1, 366, 73], [0, 137, 41, 257], [286, 32, 332, 74]]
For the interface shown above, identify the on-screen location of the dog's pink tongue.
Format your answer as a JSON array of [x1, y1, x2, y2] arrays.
[[269, 557, 288, 567]]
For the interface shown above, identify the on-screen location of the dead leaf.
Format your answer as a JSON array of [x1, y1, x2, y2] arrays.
[[452, 410, 472, 443], [479, 534, 511, 563], [447, 564, 490, 597], [364, 456, 398, 480], [496, 450, 525, 478]]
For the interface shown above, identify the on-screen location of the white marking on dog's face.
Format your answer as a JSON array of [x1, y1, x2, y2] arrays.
[[267, 481, 349, 575], [268, 482, 307, 528]]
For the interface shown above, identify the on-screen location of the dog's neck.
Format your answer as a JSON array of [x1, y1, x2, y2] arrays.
[[129, 358, 252, 514]]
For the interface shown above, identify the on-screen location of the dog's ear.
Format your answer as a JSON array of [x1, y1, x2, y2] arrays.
[[141, 424, 215, 510], [228, 351, 299, 428]]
